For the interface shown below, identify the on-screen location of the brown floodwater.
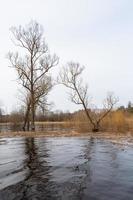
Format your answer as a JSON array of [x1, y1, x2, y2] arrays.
[[0, 137, 133, 200]]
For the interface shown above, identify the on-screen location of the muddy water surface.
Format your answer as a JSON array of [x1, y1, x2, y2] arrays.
[[0, 137, 133, 200]]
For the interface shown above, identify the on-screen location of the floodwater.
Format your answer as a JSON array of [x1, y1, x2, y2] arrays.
[[0, 137, 133, 200], [0, 123, 72, 132]]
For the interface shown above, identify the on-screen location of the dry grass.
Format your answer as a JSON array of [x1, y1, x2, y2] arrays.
[[101, 111, 128, 132], [1, 111, 133, 139], [71, 110, 133, 133], [0, 130, 87, 138], [35, 121, 70, 124]]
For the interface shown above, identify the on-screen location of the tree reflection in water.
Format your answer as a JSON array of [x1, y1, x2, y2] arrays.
[[0, 138, 57, 200]]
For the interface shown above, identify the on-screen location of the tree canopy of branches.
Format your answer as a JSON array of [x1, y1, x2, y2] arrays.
[[58, 62, 118, 132], [8, 21, 59, 131]]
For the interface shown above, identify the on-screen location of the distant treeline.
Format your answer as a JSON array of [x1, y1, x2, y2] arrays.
[[0, 101, 133, 125]]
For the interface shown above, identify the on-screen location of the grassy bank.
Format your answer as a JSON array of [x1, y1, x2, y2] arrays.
[[0, 129, 133, 140]]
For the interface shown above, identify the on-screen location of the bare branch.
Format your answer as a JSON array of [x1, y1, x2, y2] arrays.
[[8, 21, 58, 131]]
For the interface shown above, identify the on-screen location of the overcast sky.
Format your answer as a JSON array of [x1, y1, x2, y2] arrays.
[[0, 0, 133, 113]]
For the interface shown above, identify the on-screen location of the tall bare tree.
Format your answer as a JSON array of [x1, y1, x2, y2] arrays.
[[58, 62, 118, 132], [8, 21, 59, 130]]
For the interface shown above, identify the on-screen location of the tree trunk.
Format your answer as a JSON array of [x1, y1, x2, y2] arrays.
[[92, 122, 100, 132], [23, 102, 31, 131], [31, 92, 35, 131], [30, 55, 35, 131]]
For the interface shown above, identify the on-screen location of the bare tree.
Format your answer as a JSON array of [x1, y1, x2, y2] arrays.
[[23, 76, 52, 131], [8, 21, 59, 131], [58, 62, 118, 132]]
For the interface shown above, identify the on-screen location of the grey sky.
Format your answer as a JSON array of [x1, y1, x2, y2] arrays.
[[0, 0, 133, 113]]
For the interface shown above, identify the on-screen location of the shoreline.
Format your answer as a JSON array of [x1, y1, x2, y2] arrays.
[[0, 130, 133, 143], [0, 131, 133, 148]]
